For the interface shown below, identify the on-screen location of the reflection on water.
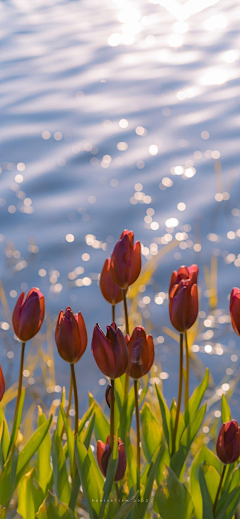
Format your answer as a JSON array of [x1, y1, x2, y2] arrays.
[[1, 0, 240, 415]]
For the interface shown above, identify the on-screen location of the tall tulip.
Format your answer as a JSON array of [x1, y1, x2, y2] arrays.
[[12, 288, 45, 419], [97, 436, 126, 482], [110, 230, 141, 290], [214, 420, 240, 513], [100, 258, 123, 321], [230, 288, 240, 336], [0, 365, 5, 402]]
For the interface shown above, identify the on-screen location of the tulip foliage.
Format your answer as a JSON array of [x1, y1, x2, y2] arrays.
[[1, 230, 240, 519]]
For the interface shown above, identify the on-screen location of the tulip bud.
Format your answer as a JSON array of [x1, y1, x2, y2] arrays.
[[126, 326, 154, 379], [230, 288, 240, 336], [55, 307, 87, 363], [91, 323, 128, 379], [169, 265, 198, 296], [105, 383, 112, 408], [169, 278, 198, 333], [97, 436, 126, 481], [110, 230, 141, 289], [100, 258, 123, 305], [12, 288, 45, 342], [0, 365, 5, 402], [216, 420, 240, 464]]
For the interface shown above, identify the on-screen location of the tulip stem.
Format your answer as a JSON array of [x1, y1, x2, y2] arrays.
[[70, 363, 79, 437], [110, 379, 115, 450], [66, 372, 73, 420], [172, 333, 183, 455], [112, 304, 115, 323], [14, 342, 26, 421], [134, 379, 140, 497], [184, 331, 189, 409], [122, 289, 130, 398], [213, 464, 226, 515], [115, 482, 121, 507]]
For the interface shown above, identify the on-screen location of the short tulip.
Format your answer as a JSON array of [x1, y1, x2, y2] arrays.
[[230, 288, 240, 336], [169, 278, 198, 333], [0, 365, 5, 402], [216, 420, 240, 464], [110, 230, 141, 289], [126, 326, 154, 379], [169, 264, 198, 296], [55, 307, 87, 363], [12, 288, 45, 342], [91, 323, 128, 379], [97, 435, 126, 481], [100, 258, 123, 305]]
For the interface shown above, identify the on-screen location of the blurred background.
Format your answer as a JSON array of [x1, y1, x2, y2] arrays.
[[1, 0, 240, 419]]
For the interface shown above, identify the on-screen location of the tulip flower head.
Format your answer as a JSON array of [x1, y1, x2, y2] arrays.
[[169, 278, 198, 333], [110, 230, 141, 289], [55, 307, 87, 363], [97, 435, 126, 481], [169, 264, 198, 296], [126, 326, 154, 379], [0, 365, 5, 402], [91, 323, 128, 379], [230, 288, 240, 336], [12, 288, 45, 342], [216, 420, 240, 464], [100, 258, 123, 305]]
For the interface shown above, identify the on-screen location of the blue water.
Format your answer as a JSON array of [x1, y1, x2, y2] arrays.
[[1, 0, 240, 418]]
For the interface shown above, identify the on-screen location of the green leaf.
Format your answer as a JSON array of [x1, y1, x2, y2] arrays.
[[75, 438, 102, 519], [0, 507, 6, 518], [0, 445, 18, 507], [98, 433, 119, 519], [17, 468, 44, 519], [82, 412, 95, 450], [57, 387, 66, 437], [51, 431, 70, 505], [112, 492, 139, 519], [190, 446, 220, 519], [0, 409, 10, 466], [60, 405, 74, 478], [171, 404, 207, 478], [215, 486, 240, 519], [199, 465, 214, 519], [141, 403, 161, 464], [221, 394, 231, 423], [89, 393, 109, 443], [37, 407, 52, 495], [8, 388, 25, 455], [125, 433, 137, 490], [153, 465, 194, 519], [184, 369, 209, 427], [16, 414, 52, 485], [119, 385, 135, 445], [155, 384, 171, 448], [170, 399, 185, 451], [36, 492, 75, 519], [139, 445, 162, 519], [78, 402, 95, 435], [156, 444, 171, 484]]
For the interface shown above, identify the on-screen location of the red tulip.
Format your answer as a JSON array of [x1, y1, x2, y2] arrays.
[[0, 365, 5, 402], [91, 323, 128, 379], [230, 288, 240, 336], [97, 435, 126, 481], [55, 307, 87, 363], [100, 258, 123, 305], [126, 326, 154, 379], [110, 230, 141, 289], [216, 420, 240, 464], [169, 278, 198, 332], [169, 265, 198, 296], [12, 288, 45, 342]]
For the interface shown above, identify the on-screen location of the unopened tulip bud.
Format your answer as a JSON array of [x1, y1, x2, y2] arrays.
[[169, 264, 198, 296], [216, 420, 240, 464], [0, 365, 5, 402], [97, 435, 126, 481], [169, 278, 198, 333], [110, 230, 141, 289], [126, 326, 154, 379], [230, 288, 240, 336], [100, 258, 123, 305], [12, 288, 45, 342], [55, 307, 87, 363], [92, 323, 128, 379]]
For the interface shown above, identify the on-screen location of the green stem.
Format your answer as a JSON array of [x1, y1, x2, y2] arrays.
[[213, 465, 226, 515], [66, 371, 73, 419], [184, 330, 189, 409], [110, 379, 115, 450], [172, 333, 183, 455], [122, 289, 129, 398], [134, 379, 140, 497], [112, 304, 115, 323], [115, 482, 121, 508], [14, 342, 26, 421], [70, 363, 79, 437]]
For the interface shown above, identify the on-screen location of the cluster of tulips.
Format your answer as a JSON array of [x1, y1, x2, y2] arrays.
[[1, 229, 240, 517]]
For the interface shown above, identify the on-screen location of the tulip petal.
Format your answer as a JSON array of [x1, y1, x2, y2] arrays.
[[100, 259, 123, 305], [12, 292, 25, 338], [18, 290, 43, 342], [91, 325, 116, 378], [0, 365, 5, 402], [110, 235, 130, 289], [128, 240, 141, 286]]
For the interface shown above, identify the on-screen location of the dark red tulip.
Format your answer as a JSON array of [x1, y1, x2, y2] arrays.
[[126, 326, 154, 379], [55, 307, 87, 363], [110, 230, 141, 289], [91, 323, 128, 379], [0, 365, 5, 402], [97, 435, 126, 481], [12, 288, 45, 342], [100, 258, 123, 305], [169, 264, 198, 296], [216, 420, 240, 464], [230, 288, 240, 336], [169, 278, 198, 333]]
